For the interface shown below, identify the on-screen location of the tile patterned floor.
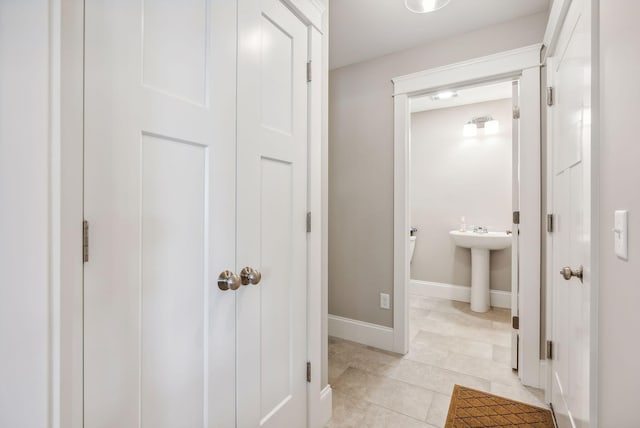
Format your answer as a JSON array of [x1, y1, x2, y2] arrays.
[[325, 295, 547, 428]]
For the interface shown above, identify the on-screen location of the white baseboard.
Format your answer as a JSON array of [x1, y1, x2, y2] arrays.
[[328, 314, 394, 351], [409, 280, 511, 309], [319, 385, 332, 427]]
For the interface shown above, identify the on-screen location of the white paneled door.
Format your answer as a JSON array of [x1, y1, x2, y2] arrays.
[[84, 0, 309, 427], [236, 0, 309, 427], [548, 0, 591, 426]]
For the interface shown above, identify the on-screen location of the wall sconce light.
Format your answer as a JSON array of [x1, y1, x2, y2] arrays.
[[463, 115, 499, 137]]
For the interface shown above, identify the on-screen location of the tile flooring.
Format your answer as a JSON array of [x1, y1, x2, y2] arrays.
[[325, 295, 546, 427]]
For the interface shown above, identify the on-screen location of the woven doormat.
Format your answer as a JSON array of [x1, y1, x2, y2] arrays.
[[445, 385, 554, 427]]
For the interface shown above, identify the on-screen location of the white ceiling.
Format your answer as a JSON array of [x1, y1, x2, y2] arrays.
[[329, 0, 550, 70], [411, 81, 513, 113]]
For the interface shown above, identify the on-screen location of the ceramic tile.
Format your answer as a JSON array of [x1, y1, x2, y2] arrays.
[[412, 330, 493, 360], [328, 355, 351, 385], [348, 345, 404, 377], [332, 367, 435, 421], [326, 389, 369, 428], [441, 351, 520, 386], [326, 296, 550, 427], [331, 367, 375, 400], [425, 392, 451, 428], [425, 309, 494, 329], [492, 344, 511, 366], [365, 375, 434, 420], [490, 382, 547, 408], [419, 364, 492, 396], [386, 358, 491, 396], [492, 319, 512, 330], [404, 338, 450, 367], [360, 404, 438, 428]]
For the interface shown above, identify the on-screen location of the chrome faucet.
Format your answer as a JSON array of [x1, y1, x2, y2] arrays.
[[473, 225, 488, 234], [410, 227, 418, 236]]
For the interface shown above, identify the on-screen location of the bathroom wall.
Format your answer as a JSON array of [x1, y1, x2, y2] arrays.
[[410, 99, 512, 291], [329, 12, 547, 327]]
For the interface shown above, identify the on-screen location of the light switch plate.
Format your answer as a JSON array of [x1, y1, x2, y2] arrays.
[[380, 293, 390, 310], [614, 210, 628, 260]]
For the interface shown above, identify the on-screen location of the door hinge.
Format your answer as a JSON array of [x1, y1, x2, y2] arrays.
[[512, 106, 520, 119], [513, 211, 520, 225], [306, 211, 311, 233], [306, 61, 312, 83], [306, 361, 311, 382], [547, 86, 555, 106], [83, 220, 89, 263], [547, 213, 554, 233], [546, 340, 553, 360], [512, 316, 519, 330]]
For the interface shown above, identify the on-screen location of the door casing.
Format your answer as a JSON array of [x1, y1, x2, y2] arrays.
[[50, 1, 329, 427], [392, 44, 543, 388]]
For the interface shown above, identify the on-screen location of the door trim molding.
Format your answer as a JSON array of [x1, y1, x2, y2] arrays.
[[391, 45, 543, 389], [52, 0, 85, 426], [541, 0, 573, 63], [307, 15, 331, 428]]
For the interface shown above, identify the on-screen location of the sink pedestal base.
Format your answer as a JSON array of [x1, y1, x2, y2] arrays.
[[470, 248, 491, 313]]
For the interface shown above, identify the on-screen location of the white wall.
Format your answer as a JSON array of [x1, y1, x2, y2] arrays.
[[0, 1, 52, 426], [597, 1, 640, 425], [410, 99, 512, 291], [329, 12, 547, 327]]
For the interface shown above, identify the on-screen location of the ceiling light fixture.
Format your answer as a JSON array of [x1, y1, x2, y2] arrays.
[[405, 0, 451, 14], [431, 90, 458, 101]]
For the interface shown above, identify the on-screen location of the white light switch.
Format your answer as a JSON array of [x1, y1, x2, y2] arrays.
[[380, 293, 390, 310], [614, 210, 628, 260]]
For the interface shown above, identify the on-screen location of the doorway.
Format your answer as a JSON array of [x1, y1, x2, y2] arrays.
[[407, 79, 516, 357], [392, 45, 543, 389]]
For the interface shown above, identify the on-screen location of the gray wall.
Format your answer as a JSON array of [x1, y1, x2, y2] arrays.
[[329, 13, 548, 327], [598, 1, 640, 425], [410, 99, 512, 292]]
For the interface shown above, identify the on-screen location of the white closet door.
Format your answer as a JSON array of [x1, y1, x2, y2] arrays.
[[236, 0, 309, 427], [549, 0, 592, 425], [83, 1, 237, 427]]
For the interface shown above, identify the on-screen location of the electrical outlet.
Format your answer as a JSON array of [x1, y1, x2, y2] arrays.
[[380, 293, 390, 309]]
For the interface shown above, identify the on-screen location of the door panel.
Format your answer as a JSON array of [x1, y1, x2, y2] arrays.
[[84, 0, 237, 426], [237, 0, 309, 427], [140, 136, 206, 428], [549, 0, 591, 426], [141, 0, 208, 104]]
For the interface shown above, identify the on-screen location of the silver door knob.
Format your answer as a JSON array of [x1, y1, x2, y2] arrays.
[[560, 265, 583, 282], [240, 267, 262, 286], [218, 270, 241, 291]]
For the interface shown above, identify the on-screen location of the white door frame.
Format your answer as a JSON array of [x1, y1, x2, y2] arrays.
[[542, 0, 599, 421], [51, 0, 329, 426], [391, 44, 543, 387]]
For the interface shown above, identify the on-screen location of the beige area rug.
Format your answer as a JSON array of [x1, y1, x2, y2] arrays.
[[445, 385, 555, 428]]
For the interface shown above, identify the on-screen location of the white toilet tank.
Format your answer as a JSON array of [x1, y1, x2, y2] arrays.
[[409, 236, 417, 263]]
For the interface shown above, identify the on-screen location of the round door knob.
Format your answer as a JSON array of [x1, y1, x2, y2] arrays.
[[560, 265, 583, 282], [217, 270, 241, 291], [240, 266, 262, 286]]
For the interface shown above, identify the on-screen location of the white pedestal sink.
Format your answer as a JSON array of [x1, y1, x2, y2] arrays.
[[449, 231, 512, 313]]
